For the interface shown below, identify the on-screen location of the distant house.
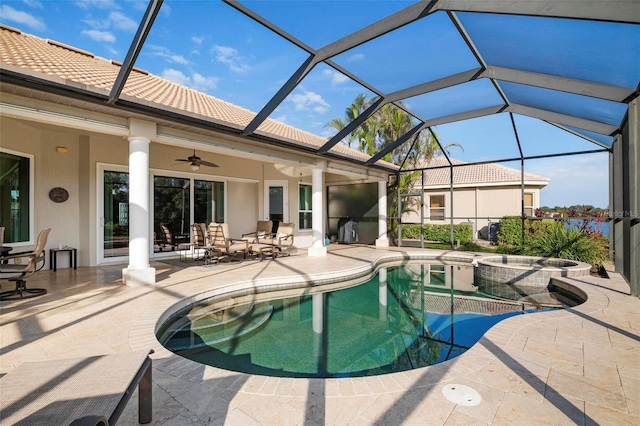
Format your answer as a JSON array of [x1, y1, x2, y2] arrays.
[[402, 158, 550, 239]]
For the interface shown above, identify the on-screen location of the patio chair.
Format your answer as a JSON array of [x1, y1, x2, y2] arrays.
[[271, 222, 295, 256], [191, 223, 217, 264], [158, 224, 175, 251], [160, 224, 189, 251], [241, 220, 273, 243], [0, 228, 51, 301], [208, 223, 249, 260]]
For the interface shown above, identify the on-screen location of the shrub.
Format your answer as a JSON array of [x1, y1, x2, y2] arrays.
[[401, 223, 473, 244], [524, 222, 608, 266], [497, 216, 555, 246]]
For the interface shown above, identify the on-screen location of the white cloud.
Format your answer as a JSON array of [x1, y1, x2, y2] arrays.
[[322, 69, 349, 84], [286, 91, 330, 112], [192, 73, 219, 90], [108, 11, 137, 31], [161, 69, 219, 91], [81, 29, 115, 43], [22, 0, 43, 9], [0, 5, 45, 31], [212, 45, 249, 74], [149, 45, 188, 65], [348, 53, 365, 62], [82, 17, 110, 30], [74, 0, 117, 10], [191, 36, 204, 45], [161, 69, 190, 86]]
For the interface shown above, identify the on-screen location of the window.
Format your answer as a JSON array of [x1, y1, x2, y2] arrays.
[[429, 195, 445, 221], [299, 183, 312, 230], [428, 264, 446, 286], [524, 193, 534, 217], [0, 150, 32, 244]]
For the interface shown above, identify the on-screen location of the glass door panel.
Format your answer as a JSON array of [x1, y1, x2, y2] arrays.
[[103, 171, 129, 258], [265, 180, 288, 232], [154, 176, 190, 253], [194, 180, 225, 225]]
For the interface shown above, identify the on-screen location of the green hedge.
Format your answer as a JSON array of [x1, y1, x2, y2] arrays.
[[497, 216, 555, 246], [401, 223, 473, 243]]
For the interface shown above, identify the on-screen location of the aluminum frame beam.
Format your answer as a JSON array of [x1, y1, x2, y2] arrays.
[[365, 123, 427, 165], [318, 97, 386, 153], [432, 0, 640, 24], [242, 55, 317, 136], [484, 66, 634, 103], [507, 103, 619, 135], [108, 0, 163, 104], [423, 105, 506, 127]]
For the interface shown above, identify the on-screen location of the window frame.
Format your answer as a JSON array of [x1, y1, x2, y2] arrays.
[[298, 182, 313, 231], [0, 148, 35, 247], [429, 194, 446, 222], [524, 192, 534, 217]]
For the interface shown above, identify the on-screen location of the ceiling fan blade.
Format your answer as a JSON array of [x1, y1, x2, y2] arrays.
[[175, 159, 190, 162], [198, 160, 219, 167]]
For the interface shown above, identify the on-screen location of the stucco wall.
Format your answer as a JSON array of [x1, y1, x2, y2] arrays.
[[402, 186, 542, 239], [1, 118, 83, 268], [3, 115, 366, 267]]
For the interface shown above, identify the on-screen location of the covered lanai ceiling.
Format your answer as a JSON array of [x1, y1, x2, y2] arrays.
[[2, 0, 639, 172]]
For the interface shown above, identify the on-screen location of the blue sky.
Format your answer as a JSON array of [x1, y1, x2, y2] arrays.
[[1, 0, 629, 208]]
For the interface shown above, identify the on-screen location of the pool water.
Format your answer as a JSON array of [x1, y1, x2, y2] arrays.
[[159, 263, 578, 378]]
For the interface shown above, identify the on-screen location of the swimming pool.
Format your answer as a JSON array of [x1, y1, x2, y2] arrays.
[[158, 262, 582, 378]]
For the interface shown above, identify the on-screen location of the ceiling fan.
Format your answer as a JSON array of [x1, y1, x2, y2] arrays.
[[175, 149, 218, 171]]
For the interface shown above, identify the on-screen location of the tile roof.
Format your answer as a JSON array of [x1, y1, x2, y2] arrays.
[[0, 25, 387, 167], [418, 157, 549, 187]]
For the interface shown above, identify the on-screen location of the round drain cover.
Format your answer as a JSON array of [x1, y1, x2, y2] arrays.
[[441, 384, 482, 406]]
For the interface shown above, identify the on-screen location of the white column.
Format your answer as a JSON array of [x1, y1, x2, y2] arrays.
[[312, 293, 323, 334], [379, 267, 388, 321], [122, 136, 156, 286], [308, 167, 327, 257], [376, 179, 389, 247]]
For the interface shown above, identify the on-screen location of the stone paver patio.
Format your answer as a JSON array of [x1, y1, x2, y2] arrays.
[[1, 245, 638, 425]]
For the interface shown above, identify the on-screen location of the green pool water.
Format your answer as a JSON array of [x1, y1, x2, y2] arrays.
[[158, 263, 576, 378]]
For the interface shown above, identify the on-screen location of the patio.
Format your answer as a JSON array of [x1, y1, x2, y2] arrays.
[[1, 246, 638, 425]]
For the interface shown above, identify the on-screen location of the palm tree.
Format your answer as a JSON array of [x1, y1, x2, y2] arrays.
[[326, 94, 464, 244], [326, 93, 369, 149]]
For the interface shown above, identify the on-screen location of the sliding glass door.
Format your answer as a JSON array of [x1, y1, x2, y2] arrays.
[[194, 179, 225, 224], [99, 165, 226, 262], [153, 176, 190, 253], [103, 170, 129, 258]]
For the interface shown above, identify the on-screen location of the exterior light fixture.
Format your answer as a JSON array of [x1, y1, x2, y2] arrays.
[[190, 164, 200, 171]]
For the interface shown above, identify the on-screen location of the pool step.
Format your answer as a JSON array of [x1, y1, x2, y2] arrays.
[[163, 304, 273, 351]]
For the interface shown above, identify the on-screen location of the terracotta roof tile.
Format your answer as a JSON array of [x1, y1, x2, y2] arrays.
[[0, 26, 393, 168], [418, 157, 549, 186]]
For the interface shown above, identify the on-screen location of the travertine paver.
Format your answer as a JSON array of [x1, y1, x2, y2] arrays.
[[0, 246, 638, 425]]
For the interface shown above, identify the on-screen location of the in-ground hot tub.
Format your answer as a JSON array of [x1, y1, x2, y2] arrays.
[[474, 255, 591, 287]]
